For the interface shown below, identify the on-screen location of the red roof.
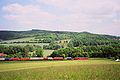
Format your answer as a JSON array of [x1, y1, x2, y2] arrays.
[[0, 53, 7, 56]]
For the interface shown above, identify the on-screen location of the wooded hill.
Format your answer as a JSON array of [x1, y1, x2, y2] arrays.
[[0, 29, 120, 59], [0, 29, 119, 47]]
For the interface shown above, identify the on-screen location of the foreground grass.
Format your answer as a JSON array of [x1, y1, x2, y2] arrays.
[[0, 59, 120, 80]]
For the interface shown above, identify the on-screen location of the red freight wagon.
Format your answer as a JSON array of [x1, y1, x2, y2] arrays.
[[20, 58, 30, 61], [53, 57, 64, 60], [74, 57, 88, 60], [10, 58, 20, 61]]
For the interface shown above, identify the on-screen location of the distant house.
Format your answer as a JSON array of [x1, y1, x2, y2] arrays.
[[0, 53, 7, 57]]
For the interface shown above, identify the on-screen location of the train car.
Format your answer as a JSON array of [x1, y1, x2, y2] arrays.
[[10, 58, 20, 61], [53, 57, 64, 60], [65, 57, 72, 60], [20, 58, 30, 61], [43, 57, 48, 60], [39, 57, 44, 60], [47, 57, 53, 60], [30, 57, 44, 61], [5, 58, 10, 61], [74, 57, 88, 60], [0, 58, 5, 61]]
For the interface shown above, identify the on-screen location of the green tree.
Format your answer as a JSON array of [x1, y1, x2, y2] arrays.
[[35, 48, 43, 57]]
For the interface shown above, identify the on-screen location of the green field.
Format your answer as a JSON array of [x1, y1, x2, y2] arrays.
[[43, 50, 54, 57], [0, 59, 120, 80], [0, 37, 50, 48], [0, 43, 49, 48], [2, 37, 35, 43], [28, 50, 54, 57]]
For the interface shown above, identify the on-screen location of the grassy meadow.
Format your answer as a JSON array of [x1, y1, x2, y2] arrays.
[[0, 43, 49, 48], [0, 37, 49, 48], [2, 37, 35, 43], [0, 59, 120, 80], [43, 50, 54, 57]]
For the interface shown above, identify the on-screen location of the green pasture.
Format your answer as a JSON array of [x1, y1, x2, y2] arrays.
[[2, 37, 35, 42], [29, 50, 54, 57], [0, 43, 49, 47], [0, 37, 49, 47], [43, 50, 54, 57], [0, 59, 120, 80]]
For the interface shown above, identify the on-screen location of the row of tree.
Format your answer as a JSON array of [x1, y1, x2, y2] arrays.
[[68, 37, 120, 47], [0, 45, 43, 58], [50, 45, 120, 59], [43, 42, 63, 50]]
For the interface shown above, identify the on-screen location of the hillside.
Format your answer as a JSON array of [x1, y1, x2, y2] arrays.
[[0, 29, 120, 49], [0, 29, 119, 40], [0, 29, 120, 58], [0, 29, 49, 40]]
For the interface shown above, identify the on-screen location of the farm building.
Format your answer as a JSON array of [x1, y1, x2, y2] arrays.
[[0, 53, 7, 58]]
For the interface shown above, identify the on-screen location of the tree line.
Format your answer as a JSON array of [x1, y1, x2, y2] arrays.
[[0, 45, 43, 58], [50, 45, 120, 59]]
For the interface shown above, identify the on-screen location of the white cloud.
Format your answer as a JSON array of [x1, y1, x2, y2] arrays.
[[2, 3, 57, 29], [2, 0, 120, 35], [39, 0, 120, 13], [38, 0, 120, 35]]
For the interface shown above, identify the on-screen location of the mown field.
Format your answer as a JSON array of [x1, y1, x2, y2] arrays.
[[2, 37, 35, 43], [0, 43, 49, 46], [0, 37, 50, 48], [0, 59, 120, 80]]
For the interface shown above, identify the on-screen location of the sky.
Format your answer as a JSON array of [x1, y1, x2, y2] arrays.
[[0, 0, 120, 36]]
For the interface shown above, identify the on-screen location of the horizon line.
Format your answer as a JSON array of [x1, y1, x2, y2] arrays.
[[0, 29, 119, 37]]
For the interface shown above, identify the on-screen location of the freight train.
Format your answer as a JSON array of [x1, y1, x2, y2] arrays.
[[0, 57, 88, 61]]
